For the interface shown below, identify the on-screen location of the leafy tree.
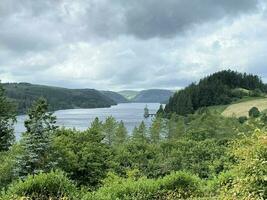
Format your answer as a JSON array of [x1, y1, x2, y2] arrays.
[[15, 98, 57, 178], [51, 127, 112, 187], [0, 83, 16, 151]]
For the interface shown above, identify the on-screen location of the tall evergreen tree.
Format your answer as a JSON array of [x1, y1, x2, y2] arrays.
[[15, 98, 57, 178], [132, 121, 148, 143], [103, 116, 118, 146], [0, 82, 16, 152], [114, 121, 128, 145], [149, 117, 162, 143]]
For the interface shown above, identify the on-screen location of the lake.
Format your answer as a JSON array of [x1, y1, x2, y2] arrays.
[[15, 103, 161, 139]]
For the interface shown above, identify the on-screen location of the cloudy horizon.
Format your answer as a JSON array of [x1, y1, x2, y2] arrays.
[[0, 0, 267, 91]]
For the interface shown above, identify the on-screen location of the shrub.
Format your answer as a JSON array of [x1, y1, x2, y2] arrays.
[[238, 116, 248, 124], [219, 129, 267, 199], [1, 170, 79, 200], [249, 107, 261, 118], [83, 171, 203, 200]]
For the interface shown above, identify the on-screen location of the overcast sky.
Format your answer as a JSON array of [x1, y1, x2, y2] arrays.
[[0, 0, 267, 91]]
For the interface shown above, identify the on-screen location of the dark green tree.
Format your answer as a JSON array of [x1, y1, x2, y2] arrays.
[[0, 82, 16, 151], [15, 98, 57, 178], [249, 107, 261, 118], [114, 121, 128, 145]]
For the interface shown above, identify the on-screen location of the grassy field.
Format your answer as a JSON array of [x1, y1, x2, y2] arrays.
[[222, 97, 267, 117]]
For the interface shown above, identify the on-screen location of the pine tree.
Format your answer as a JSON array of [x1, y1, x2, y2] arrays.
[[132, 121, 148, 143], [149, 117, 162, 143], [156, 104, 165, 117], [114, 121, 128, 145], [0, 82, 16, 152], [103, 116, 118, 146], [15, 98, 57, 178]]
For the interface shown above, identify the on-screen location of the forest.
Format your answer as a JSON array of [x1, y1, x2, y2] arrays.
[[164, 70, 267, 116], [0, 71, 266, 199], [3, 83, 117, 114]]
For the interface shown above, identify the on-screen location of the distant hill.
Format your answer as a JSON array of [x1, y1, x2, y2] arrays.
[[101, 91, 129, 103], [131, 89, 174, 103], [165, 70, 267, 116], [3, 83, 116, 114], [118, 90, 139, 100]]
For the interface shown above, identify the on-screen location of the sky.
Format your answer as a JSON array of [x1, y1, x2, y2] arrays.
[[0, 0, 267, 91]]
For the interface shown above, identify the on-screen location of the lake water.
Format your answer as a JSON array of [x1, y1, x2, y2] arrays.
[[15, 103, 161, 139]]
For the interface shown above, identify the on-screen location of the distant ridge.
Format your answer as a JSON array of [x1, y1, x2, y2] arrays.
[[131, 89, 174, 103], [3, 83, 116, 114], [101, 91, 129, 103]]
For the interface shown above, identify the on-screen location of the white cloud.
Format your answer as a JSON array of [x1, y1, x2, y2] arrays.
[[0, 0, 267, 90]]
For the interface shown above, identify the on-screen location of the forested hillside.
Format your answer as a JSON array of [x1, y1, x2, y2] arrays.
[[131, 89, 174, 103], [101, 91, 129, 103], [164, 70, 266, 116], [3, 83, 116, 114]]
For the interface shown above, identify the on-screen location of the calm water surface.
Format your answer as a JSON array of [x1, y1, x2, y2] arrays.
[[15, 103, 161, 139]]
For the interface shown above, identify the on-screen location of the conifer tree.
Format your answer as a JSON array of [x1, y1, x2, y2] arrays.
[[132, 121, 147, 143], [114, 121, 128, 145], [103, 116, 118, 146], [149, 117, 162, 143], [15, 98, 57, 178], [0, 83, 16, 151]]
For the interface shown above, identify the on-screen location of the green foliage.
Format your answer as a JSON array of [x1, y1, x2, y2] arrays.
[[165, 70, 265, 116], [219, 129, 267, 199], [249, 107, 261, 118], [0, 82, 16, 151], [0, 145, 21, 189], [1, 170, 78, 200], [83, 171, 202, 200], [3, 83, 116, 114], [103, 116, 118, 146], [51, 127, 112, 187], [239, 116, 248, 124], [15, 98, 57, 178]]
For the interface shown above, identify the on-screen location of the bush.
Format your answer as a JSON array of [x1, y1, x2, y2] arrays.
[[238, 116, 248, 124], [249, 107, 261, 118], [249, 89, 262, 97], [1, 170, 79, 200], [83, 171, 203, 200], [219, 129, 267, 199]]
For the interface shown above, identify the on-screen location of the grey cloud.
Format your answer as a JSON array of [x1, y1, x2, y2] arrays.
[[117, 0, 260, 39]]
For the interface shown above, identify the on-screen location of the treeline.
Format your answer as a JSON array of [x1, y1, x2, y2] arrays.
[[164, 70, 266, 116], [1, 83, 267, 199], [3, 83, 116, 114]]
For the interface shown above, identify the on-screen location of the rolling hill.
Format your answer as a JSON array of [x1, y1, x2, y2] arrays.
[[3, 83, 116, 114], [131, 89, 174, 103], [101, 91, 129, 103]]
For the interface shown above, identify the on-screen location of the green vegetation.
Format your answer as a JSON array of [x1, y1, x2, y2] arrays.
[[131, 89, 174, 103], [101, 91, 129, 103], [164, 70, 266, 116], [3, 83, 116, 114], [1, 72, 267, 199]]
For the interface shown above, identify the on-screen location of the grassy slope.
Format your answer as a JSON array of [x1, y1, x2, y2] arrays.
[[222, 97, 267, 117]]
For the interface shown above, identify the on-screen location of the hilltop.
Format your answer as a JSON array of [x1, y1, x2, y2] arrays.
[[164, 70, 267, 116]]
